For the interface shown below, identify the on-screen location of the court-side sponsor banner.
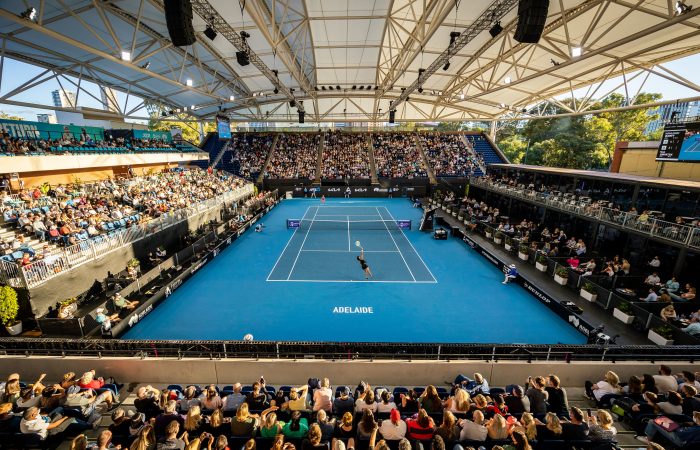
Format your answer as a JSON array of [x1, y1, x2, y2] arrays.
[[307, 186, 403, 197], [133, 129, 172, 142]]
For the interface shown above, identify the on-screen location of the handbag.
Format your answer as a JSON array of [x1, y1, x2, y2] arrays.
[[654, 416, 680, 432]]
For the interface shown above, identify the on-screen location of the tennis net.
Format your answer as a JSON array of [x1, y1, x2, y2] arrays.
[[287, 218, 411, 231]]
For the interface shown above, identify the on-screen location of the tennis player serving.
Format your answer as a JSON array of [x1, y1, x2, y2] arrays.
[[355, 241, 373, 280]]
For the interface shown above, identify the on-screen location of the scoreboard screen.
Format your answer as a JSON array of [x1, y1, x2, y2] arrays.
[[656, 120, 700, 162]]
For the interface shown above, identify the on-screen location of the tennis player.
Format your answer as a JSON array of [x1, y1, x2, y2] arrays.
[[356, 248, 373, 280], [320, 194, 326, 205]]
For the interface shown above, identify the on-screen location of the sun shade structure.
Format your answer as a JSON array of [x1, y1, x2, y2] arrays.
[[0, 0, 699, 122]]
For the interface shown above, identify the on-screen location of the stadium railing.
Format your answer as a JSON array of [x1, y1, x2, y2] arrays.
[[432, 199, 700, 346], [1, 184, 254, 289], [469, 177, 700, 249], [0, 337, 699, 362]]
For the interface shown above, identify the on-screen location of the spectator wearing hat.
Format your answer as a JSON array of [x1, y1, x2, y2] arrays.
[[333, 387, 354, 417], [134, 385, 163, 420], [108, 408, 133, 447], [223, 383, 246, 412], [504, 385, 530, 415]]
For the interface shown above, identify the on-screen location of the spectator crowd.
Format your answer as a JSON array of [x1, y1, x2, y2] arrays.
[[420, 133, 481, 177], [5, 366, 698, 450], [321, 132, 371, 179], [266, 134, 319, 179], [229, 134, 274, 179], [372, 134, 427, 179]]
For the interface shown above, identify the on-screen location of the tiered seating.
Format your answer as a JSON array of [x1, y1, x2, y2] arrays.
[[372, 133, 427, 179], [420, 133, 481, 177], [321, 131, 370, 179], [468, 134, 506, 165], [266, 133, 319, 179], [221, 134, 274, 179]]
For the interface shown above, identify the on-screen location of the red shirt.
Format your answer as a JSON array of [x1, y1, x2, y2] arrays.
[[405, 418, 435, 440], [79, 379, 105, 390]]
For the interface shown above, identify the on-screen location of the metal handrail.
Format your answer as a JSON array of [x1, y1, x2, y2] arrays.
[[469, 178, 700, 249]]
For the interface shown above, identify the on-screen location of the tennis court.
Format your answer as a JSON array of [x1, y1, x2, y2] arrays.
[[123, 198, 585, 344], [267, 205, 436, 283]]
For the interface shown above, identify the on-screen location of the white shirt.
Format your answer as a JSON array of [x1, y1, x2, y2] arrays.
[[313, 387, 333, 412], [377, 401, 397, 413], [593, 381, 619, 401], [654, 375, 678, 394], [20, 417, 50, 439], [459, 420, 488, 441], [378, 420, 406, 440], [659, 402, 683, 415], [355, 398, 378, 413], [16, 395, 42, 409]]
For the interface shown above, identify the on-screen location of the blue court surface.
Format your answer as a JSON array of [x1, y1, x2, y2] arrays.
[[123, 198, 585, 344]]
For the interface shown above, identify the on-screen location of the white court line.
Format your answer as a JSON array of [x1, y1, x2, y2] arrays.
[[267, 279, 437, 284], [347, 215, 351, 251], [300, 249, 399, 253], [382, 206, 438, 283], [266, 206, 311, 281], [376, 207, 416, 282], [286, 206, 319, 280]]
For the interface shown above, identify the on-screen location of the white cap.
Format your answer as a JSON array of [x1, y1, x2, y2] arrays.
[[510, 264, 516, 268], [96, 308, 104, 313]]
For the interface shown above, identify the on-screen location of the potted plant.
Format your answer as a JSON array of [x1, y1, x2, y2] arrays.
[[648, 324, 674, 346], [0, 285, 21, 335], [504, 237, 514, 251], [494, 231, 504, 245], [554, 266, 569, 285], [613, 301, 635, 324], [518, 244, 529, 261], [485, 228, 493, 239], [579, 280, 598, 302], [535, 253, 548, 272]]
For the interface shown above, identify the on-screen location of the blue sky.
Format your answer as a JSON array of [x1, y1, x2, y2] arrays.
[[1, 53, 699, 122]]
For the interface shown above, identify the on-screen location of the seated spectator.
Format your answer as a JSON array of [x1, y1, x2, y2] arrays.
[[20, 406, 87, 440], [223, 383, 245, 412], [435, 410, 460, 442], [283, 410, 309, 438], [458, 409, 487, 441], [525, 376, 548, 416], [406, 409, 435, 440], [333, 387, 354, 417], [518, 413, 537, 441], [376, 391, 396, 413], [587, 410, 617, 441], [134, 385, 163, 419], [379, 409, 406, 440], [659, 392, 684, 415], [399, 390, 419, 414], [108, 408, 132, 447], [0, 402, 21, 434], [654, 365, 679, 394], [504, 385, 530, 414], [535, 413, 563, 440], [355, 389, 377, 413], [418, 385, 443, 413], [157, 420, 187, 449], [584, 371, 622, 402], [154, 400, 184, 438], [316, 410, 335, 443], [178, 386, 201, 413], [640, 288, 659, 302], [642, 411, 700, 447], [231, 403, 258, 437], [303, 423, 329, 450], [260, 406, 284, 438], [683, 317, 700, 336], [486, 413, 509, 440], [130, 424, 156, 450], [283, 385, 309, 412], [113, 293, 139, 311], [545, 374, 569, 417], [661, 304, 677, 322], [561, 407, 589, 440], [357, 409, 377, 440], [444, 388, 470, 414], [333, 412, 355, 448], [313, 378, 333, 413], [205, 408, 229, 437]]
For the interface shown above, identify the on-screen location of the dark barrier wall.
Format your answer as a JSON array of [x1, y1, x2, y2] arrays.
[[460, 234, 596, 338]]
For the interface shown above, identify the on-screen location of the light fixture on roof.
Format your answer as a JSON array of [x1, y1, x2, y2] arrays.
[[449, 31, 461, 47], [499, 103, 506, 108], [20, 7, 37, 21], [273, 87, 279, 94], [571, 47, 582, 57], [121, 51, 131, 61], [352, 85, 357, 90], [418, 68, 426, 81], [186, 78, 193, 87], [359, 85, 365, 90], [418, 87, 423, 93], [141, 61, 151, 69], [229, 95, 235, 101], [443, 61, 450, 71], [321, 86, 327, 90], [489, 22, 503, 38], [459, 93, 465, 100], [204, 26, 217, 41], [336, 85, 341, 90], [438, 91, 443, 95], [504, 76, 512, 84], [550, 59, 560, 66], [676, 1, 692, 14]]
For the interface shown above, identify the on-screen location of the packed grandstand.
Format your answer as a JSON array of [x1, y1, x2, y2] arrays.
[[1, 0, 700, 449]]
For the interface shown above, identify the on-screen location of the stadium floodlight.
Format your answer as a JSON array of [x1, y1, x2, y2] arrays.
[[418, 87, 423, 93], [336, 85, 341, 90], [141, 61, 151, 69], [449, 31, 461, 47], [571, 47, 582, 57], [443, 61, 450, 71], [204, 26, 217, 41], [459, 93, 465, 100], [273, 87, 279, 94], [186, 78, 193, 87], [676, 1, 692, 14], [229, 95, 235, 101], [489, 22, 503, 38], [504, 76, 512, 84], [121, 51, 131, 61], [20, 7, 37, 21]]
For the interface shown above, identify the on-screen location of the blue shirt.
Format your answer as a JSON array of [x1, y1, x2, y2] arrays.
[[507, 268, 518, 277]]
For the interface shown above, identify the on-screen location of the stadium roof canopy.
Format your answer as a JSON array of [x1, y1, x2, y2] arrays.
[[1, 0, 700, 123]]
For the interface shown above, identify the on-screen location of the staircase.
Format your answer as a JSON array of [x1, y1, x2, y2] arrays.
[[0, 222, 54, 262], [413, 133, 437, 185], [468, 132, 508, 165], [191, 132, 229, 170], [315, 131, 324, 184], [459, 134, 486, 176], [366, 134, 379, 185], [210, 139, 233, 168], [256, 134, 280, 184]]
